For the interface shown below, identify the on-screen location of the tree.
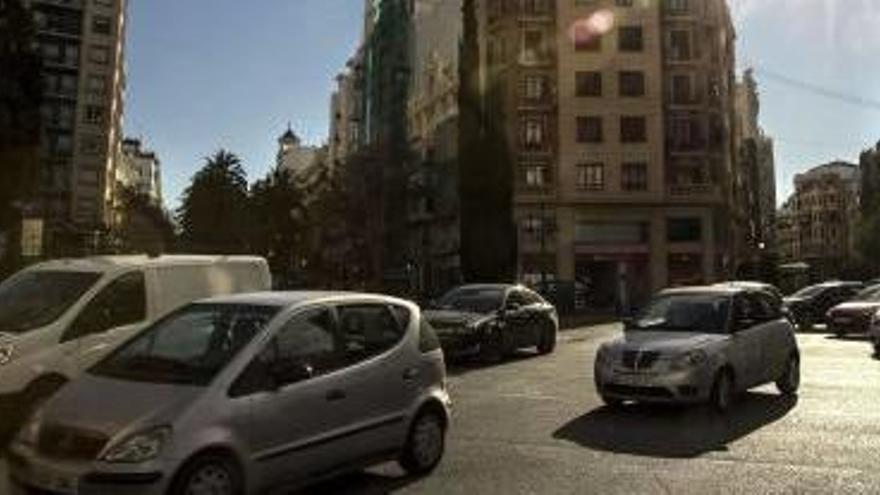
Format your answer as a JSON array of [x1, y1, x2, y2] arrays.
[[177, 150, 250, 254], [0, 0, 43, 275], [457, 0, 517, 283], [114, 186, 176, 255], [248, 167, 307, 286], [857, 210, 880, 276]]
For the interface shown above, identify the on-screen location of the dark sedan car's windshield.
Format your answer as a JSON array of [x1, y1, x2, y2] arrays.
[[852, 285, 880, 302], [0, 270, 101, 334], [91, 303, 279, 386], [630, 294, 731, 334], [437, 288, 505, 314], [791, 285, 826, 299]]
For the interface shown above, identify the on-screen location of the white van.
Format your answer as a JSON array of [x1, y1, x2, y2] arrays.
[[0, 255, 271, 432]]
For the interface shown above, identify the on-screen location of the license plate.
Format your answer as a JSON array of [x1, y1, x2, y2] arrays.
[[32, 465, 79, 495], [614, 373, 655, 387]]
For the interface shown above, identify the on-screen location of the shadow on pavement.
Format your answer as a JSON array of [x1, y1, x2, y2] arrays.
[[445, 349, 542, 378], [553, 392, 797, 458], [293, 468, 418, 495]]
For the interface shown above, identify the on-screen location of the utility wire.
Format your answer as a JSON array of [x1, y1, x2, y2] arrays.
[[754, 68, 880, 112]]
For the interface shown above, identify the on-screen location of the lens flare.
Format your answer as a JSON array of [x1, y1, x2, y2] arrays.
[[569, 9, 616, 46]]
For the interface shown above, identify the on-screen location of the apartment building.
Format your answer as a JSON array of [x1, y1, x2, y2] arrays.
[[117, 138, 161, 206], [29, 0, 126, 254], [777, 161, 860, 278], [485, 0, 737, 310]]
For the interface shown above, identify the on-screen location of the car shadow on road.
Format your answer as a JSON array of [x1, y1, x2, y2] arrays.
[[553, 392, 797, 458], [445, 349, 542, 377], [825, 334, 871, 342], [292, 467, 417, 494]]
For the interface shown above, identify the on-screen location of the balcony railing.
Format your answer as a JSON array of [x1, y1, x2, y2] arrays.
[[667, 183, 718, 197]]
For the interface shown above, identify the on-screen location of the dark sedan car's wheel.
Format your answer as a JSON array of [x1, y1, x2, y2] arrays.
[[400, 409, 446, 476], [710, 369, 734, 413], [776, 353, 801, 396], [170, 453, 243, 495], [536, 320, 557, 355]]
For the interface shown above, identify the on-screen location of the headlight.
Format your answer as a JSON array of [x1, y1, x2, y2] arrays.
[[14, 408, 43, 446], [101, 426, 171, 464], [0, 343, 13, 366], [672, 350, 708, 370]]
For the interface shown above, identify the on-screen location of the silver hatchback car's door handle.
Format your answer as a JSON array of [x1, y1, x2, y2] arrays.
[[325, 389, 346, 402]]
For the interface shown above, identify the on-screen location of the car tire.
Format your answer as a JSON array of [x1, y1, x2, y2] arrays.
[[399, 409, 446, 476], [599, 393, 624, 409], [776, 353, 800, 396], [536, 321, 557, 355], [169, 452, 243, 495], [710, 369, 734, 413]]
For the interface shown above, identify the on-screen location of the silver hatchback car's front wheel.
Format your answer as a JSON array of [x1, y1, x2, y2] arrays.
[[171, 454, 243, 495]]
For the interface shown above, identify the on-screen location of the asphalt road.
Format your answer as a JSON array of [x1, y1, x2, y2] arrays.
[[2, 325, 879, 494]]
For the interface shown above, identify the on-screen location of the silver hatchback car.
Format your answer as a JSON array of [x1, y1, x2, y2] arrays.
[[595, 286, 800, 412], [7, 292, 451, 495]]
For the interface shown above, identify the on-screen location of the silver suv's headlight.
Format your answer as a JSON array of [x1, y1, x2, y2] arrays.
[[0, 343, 14, 366], [672, 350, 708, 370], [101, 426, 171, 464]]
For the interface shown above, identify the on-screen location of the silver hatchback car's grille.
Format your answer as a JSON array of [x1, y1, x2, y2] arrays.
[[38, 424, 109, 461], [621, 350, 660, 371]]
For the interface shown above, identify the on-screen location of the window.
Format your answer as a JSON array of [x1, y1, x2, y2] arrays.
[[419, 318, 440, 353], [669, 30, 692, 60], [524, 75, 547, 101], [84, 105, 105, 125], [80, 135, 104, 155], [666, 0, 690, 13], [667, 218, 703, 243], [575, 71, 602, 97], [622, 162, 648, 191], [64, 271, 146, 341], [618, 26, 644, 52], [89, 45, 110, 65], [573, 24, 601, 51], [671, 74, 693, 103], [87, 75, 108, 95], [94, 0, 114, 6], [337, 304, 406, 363], [506, 290, 530, 309], [521, 29, 545, 63], [576, 116, 603, 143], [522, 0, 548, 15], [92, 15, 112, 35], [525, 164, 547, 188], [620, 116, 647, 143], [616, 0, 634, 6], [522, 117, 545, 149], [619, 71, 645, 97], [577, 163, 604, 191]]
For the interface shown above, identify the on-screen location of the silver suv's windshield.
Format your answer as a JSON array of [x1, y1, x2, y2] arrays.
[[437, 288, 504, 314], [630, 294, 731, 334], [91, 303, 279, 386], [0, 270, 101, 334]]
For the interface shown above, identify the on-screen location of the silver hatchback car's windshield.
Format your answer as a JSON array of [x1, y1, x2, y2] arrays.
[[631, 294, 731, 334], [91, 303, 279, 386]]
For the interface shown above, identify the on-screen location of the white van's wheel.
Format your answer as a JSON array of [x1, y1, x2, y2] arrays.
[[400, 409, 446, 475]]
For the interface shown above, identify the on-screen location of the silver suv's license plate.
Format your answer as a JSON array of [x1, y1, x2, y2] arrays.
[[33, 465, 78, 495]]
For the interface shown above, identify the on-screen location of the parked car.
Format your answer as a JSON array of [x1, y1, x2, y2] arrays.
[[869, 311, 880, 357], [825, 284, 880, 336], [783, 281, 863, 328], [714, 281, 783, 302], [424, 284, 559, 362], [0, 255, 271, 439], [594, 286, 800, 412], [7, 292, 450, 495]]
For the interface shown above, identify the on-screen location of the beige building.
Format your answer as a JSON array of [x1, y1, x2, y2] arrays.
[[29, 0, 127, 252], [276, 126, 319, 177], [117, 138, 162, 206], [484, 0, 737, 310], [777, 162, 860, 277]]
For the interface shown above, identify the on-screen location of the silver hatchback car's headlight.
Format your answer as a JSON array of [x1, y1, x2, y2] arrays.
[[101, 426, 171, 464]]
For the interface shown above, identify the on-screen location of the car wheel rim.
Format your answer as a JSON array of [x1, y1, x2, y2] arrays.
[[412, 416, 443, 468], [186, 464, 233, 495]]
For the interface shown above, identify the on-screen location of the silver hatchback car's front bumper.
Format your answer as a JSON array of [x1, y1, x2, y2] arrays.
[[7, 442, 170, 495], [595, 361, 716, 404]]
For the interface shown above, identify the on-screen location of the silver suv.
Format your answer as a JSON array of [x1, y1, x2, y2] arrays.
[[7, 292, 450, 495], [595, 286, 800, 412]]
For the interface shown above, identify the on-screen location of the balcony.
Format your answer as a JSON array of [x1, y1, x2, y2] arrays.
[[667, 183, 720, 200]]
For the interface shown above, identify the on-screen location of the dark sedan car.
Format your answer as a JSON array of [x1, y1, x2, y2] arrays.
[[424, 284, 559, 362], [825, 284, 880, 336], [784, 281, 864, 329]]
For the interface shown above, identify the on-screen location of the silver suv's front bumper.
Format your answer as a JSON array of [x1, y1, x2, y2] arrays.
[[594, 361, 715, 404]]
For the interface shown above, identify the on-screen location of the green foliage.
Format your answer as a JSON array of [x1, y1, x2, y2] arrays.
[[176, 150, 251, 254], [115, 186, 175, 255], [248, 167, 308, 282], [857, 210, 880, 274]]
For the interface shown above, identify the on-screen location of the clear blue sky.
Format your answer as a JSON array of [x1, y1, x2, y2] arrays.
[[125, 0, 880, 210]]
